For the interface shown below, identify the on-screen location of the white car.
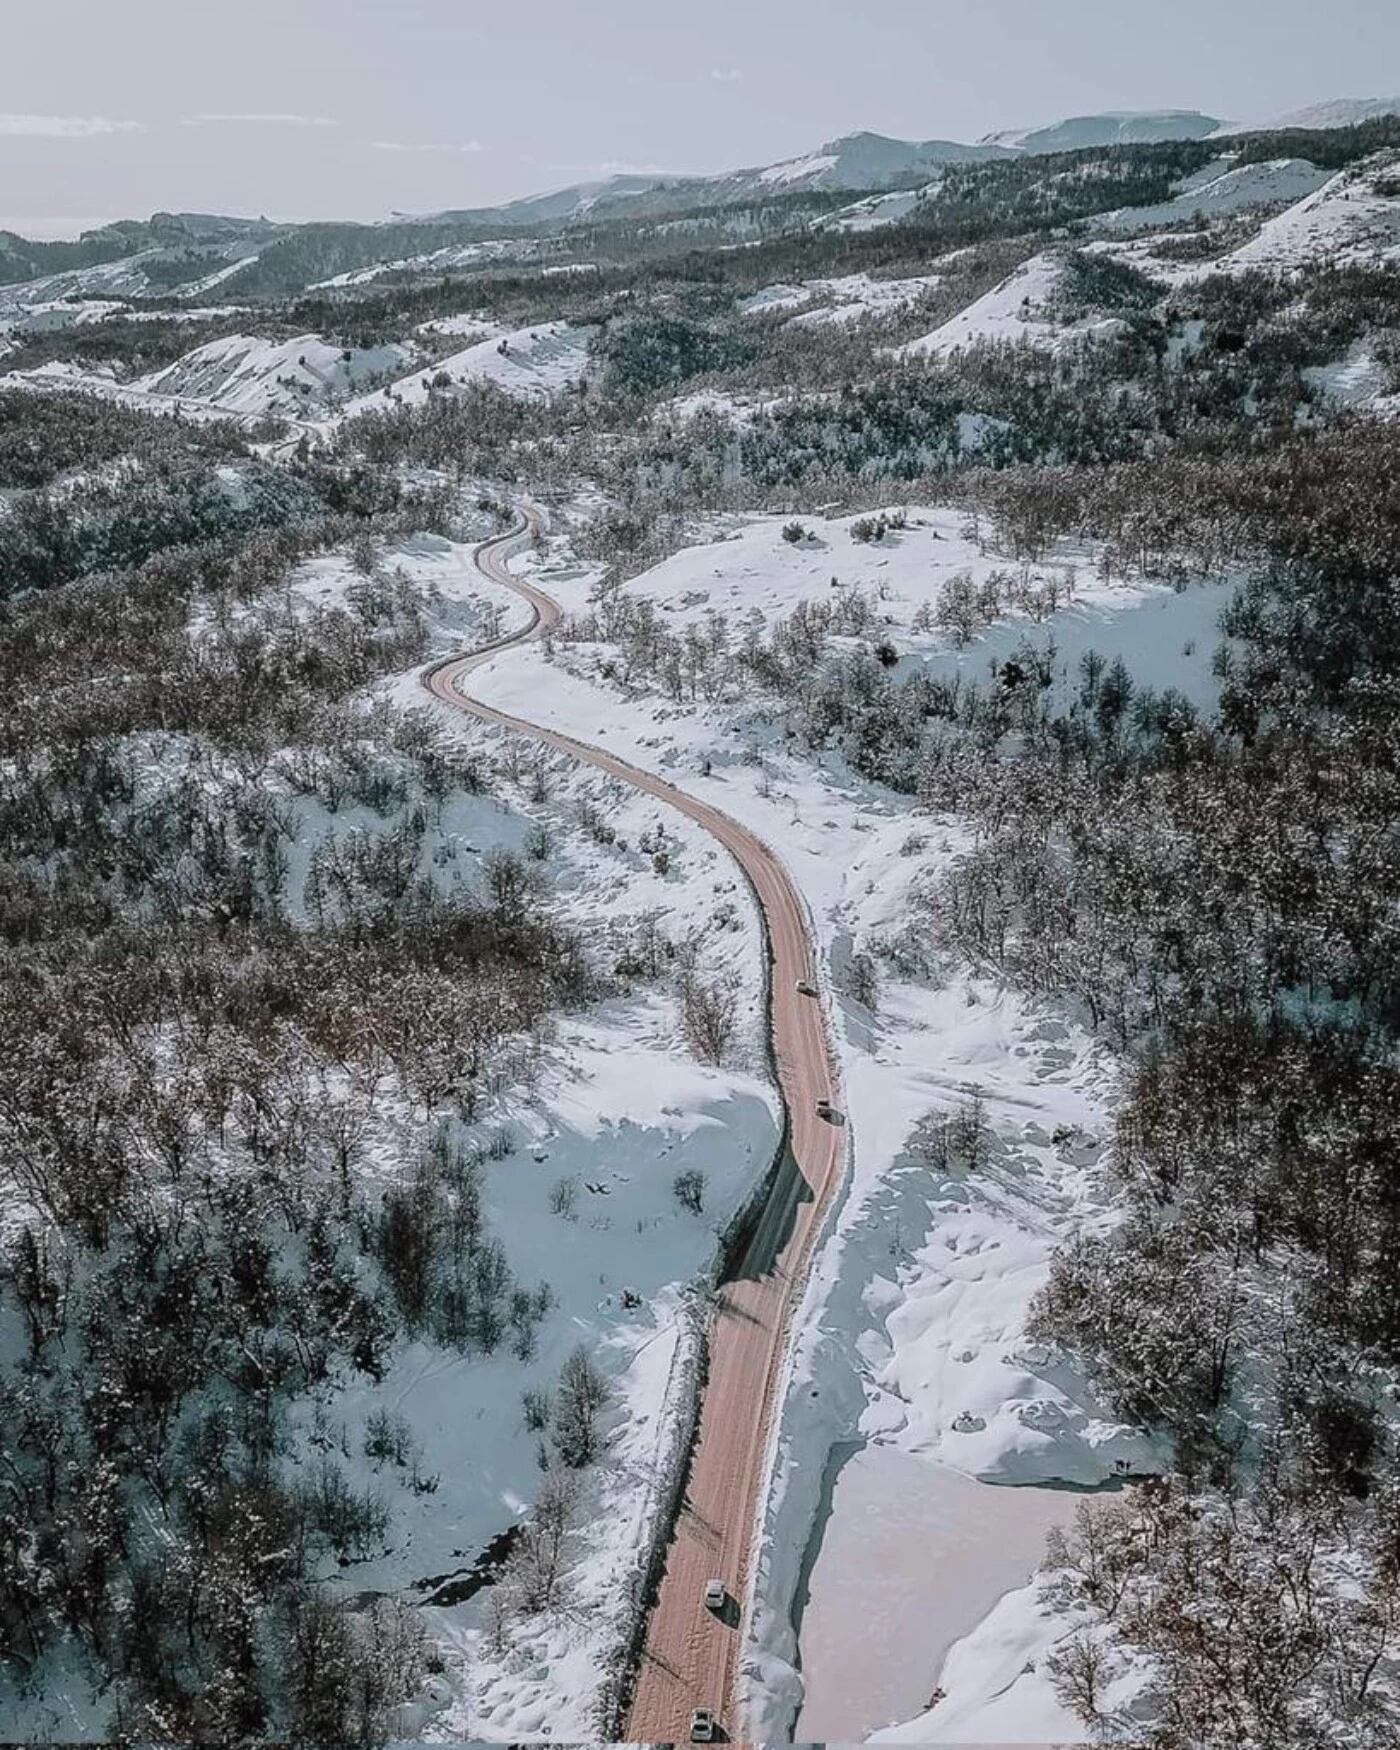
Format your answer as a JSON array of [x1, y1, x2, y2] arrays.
[[704, 1577, 726, 1611], [690, 1709, 717, 1743]]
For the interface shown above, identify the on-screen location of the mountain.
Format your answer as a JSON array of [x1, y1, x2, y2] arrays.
[[430, 133, 1014, 232], [1224, 95, 1400, 134], [721, 129, 1012, 191], [983, 110, 1222, 153], [0, 211, 288, 297]]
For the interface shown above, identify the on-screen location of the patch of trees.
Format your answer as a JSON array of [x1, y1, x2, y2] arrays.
[[912, 431, 1400, 1737], [1043, 1479, 1400, 1745], [0, 387, 248, 489], [0, 451, 450, 598], [592, 311, 759, 397], [0, 311, 265, 380], [0, 492, 602, 1736]]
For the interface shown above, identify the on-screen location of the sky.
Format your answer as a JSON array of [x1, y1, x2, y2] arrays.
[[2, 0, 1397, 237]]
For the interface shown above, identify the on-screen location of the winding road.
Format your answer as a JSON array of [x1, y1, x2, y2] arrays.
[[423, 509, 846, 1741]]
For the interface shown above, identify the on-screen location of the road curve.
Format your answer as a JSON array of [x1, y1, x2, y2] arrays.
[[423, 509, 845, 1740]]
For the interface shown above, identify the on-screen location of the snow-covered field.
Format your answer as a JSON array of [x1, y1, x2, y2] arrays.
[[454, 505, 1231, 1741]]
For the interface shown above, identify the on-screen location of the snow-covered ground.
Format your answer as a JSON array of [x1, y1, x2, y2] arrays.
[[1093, 155, 1329, 232], [740, 272, 943, 327], [795, 1449, 1078, 1741], [340, 322, 593, 417], [817, 182, 941, 233], [454, 505, 1231, 1740], [366, 525, 780, 1738], [133, 331, 416, 418], [899, 253, 1123, 359], [1304, 335, 1400, 417], [1227, 155, 1400, 269]]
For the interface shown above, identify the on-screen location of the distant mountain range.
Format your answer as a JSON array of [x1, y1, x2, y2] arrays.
[[430, 114, 1226, 230], [1, 98, 1398, 302]]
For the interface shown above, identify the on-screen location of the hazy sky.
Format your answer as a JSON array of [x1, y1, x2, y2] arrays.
[[3, 0, 1397, 236]]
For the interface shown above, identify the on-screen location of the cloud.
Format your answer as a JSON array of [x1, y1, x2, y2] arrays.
[[374, 139, 486, 155], [710, 67, 743, 83], [183, 113, 337, 127], [0, 114, 141, 138]]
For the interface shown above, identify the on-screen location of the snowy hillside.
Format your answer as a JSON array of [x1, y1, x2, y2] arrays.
[[817, 183, 942, 233], [1224, 95, 1400, 134], [985, 108, 1221, 152], [340, 321, 593, 415], [1094, 155, 1331, 231], [740, 271, 942, 326], [736, 130, 1008, 192], [133, 332, 417, 418], [1226, 155, 1400, 268], [899, 253, 1123, 359]]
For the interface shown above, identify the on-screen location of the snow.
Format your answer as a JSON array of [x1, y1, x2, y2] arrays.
[[416, 312, 507, 340], [788, 272, 943, 328], [794, 1449, 1074, 1740], [173, 253, 261, 297], [818, 183, 940, 234], [133, 331, 416, 417], [1226, 157, 1400, 269], [657, 387, 771, 427], [738, 283, 813, 316], [1222, 96, 1400, 135], [454, 505, 1231, 1740], [986, 110, 1220, 153], [899, 253, 1125, 359], [1304, 335, 1400, 415], [1094, 156, 1330, 232], [868, 1580, 1086, 1744], [758, 151, 840, 187], [340, 322, 593, 416], [741, 272, 942, 327], [308, 237, 547, 291]]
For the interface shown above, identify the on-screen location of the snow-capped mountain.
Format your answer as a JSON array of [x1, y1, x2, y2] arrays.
[[1221, 95, 1400, 135], [983, 110, 1222, 153]]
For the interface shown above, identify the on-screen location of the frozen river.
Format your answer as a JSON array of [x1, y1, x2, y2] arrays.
[[793, 1444, 1075, 1742]]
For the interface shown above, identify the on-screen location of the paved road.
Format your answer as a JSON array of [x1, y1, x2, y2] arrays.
[[423, 509, 846, 1741]]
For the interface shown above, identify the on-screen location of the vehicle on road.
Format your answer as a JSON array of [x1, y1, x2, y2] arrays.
[[795, 978, 817, 997], [690, 1709, 718, 1742], [815, 1097, 835, 1119], [704, 1577, 726, 1611]]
